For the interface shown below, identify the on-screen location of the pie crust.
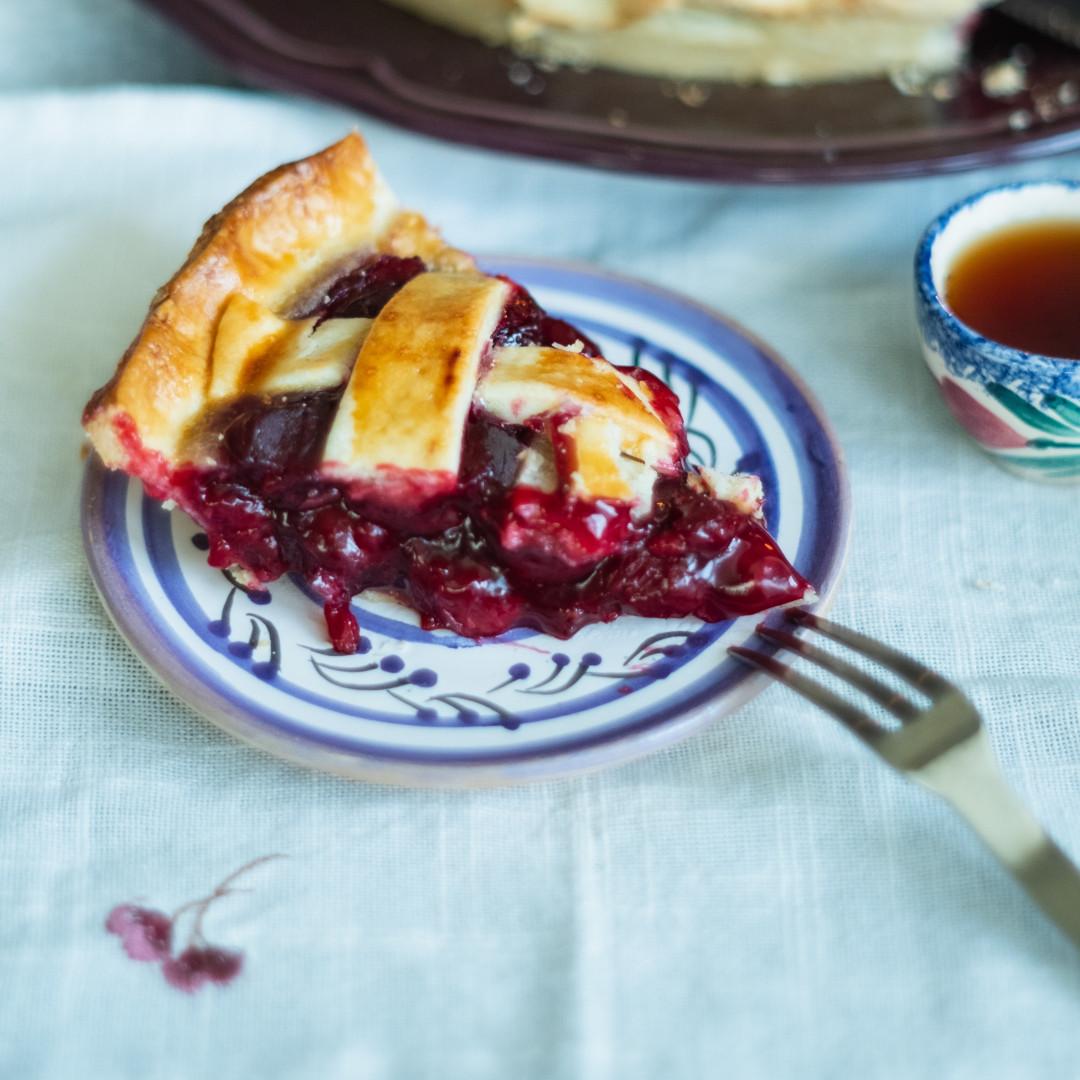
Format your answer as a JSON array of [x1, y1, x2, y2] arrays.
[[385, 0, 987, 84], [83, 134, 814, 652]]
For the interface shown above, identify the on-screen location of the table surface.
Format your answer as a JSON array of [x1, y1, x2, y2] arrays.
[[4, 5, 1080, 1080], [0, 0, 231, 90]]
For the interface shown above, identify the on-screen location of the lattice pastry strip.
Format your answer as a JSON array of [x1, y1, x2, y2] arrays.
[[192, 277, 680, 511], [477, 344, 680, 505], [323, 271, 511, 495]]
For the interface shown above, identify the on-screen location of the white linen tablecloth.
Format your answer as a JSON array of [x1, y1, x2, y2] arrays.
[[0, 0, 232, 90], [3, 87, 1080, 1079]]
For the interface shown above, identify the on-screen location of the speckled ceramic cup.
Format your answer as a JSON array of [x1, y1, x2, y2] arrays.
[[916, 181, 1080, 483]]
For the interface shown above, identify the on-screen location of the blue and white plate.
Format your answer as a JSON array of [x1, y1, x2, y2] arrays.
[[82, 259, 850, 786]]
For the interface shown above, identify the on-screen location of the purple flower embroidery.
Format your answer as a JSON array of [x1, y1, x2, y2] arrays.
[[163, 946, 245, 992], [105, 855, 284, 994], [104, 905, 173, 962]]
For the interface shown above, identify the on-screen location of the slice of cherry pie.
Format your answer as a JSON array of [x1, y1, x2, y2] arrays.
[[83, 134, 814, 654]]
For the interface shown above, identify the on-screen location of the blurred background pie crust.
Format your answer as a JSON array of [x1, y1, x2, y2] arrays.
[[385, 0, 989, 83]]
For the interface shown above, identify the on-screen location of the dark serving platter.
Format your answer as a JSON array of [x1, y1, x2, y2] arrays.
[[144, 0, 1080, 182]]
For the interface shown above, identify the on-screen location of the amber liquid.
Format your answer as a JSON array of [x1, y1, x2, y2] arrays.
[[945, 219, 1080, 361]]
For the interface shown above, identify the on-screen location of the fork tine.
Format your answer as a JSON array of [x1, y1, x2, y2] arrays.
[[729, 646, 884, 745], [788, 611, 953, 698], [756, 624, 921, 723]]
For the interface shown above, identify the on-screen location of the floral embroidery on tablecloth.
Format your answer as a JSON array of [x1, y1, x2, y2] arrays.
[[105, 855, 285, 993]]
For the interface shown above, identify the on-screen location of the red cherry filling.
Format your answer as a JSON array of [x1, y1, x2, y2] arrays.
[[614, 479, 811, 621], [492, 488, 634, 584], [405, 523, 526, 638], [111, 260, 812, 653], [492, 279, 603, 357], [307, 254, 426, 324], [620, 367, 691, 463], [161, 418, 809, 650], [217, 388, 342, 474]]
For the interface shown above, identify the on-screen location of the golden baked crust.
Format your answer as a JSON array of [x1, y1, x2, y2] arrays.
[[478, 345, 679, 503], [323, 272, 510, 492], [516, 0, 979, 25], [387, 0, 984, 83], [83, 132, 470, 469], [83, 133, 694, 513]]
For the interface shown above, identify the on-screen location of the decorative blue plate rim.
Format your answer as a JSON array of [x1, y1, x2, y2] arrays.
[[82, 257, 850, 787]]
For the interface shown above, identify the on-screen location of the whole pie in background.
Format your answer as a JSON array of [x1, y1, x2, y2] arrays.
[[82, 134, 814, 654], [384, 0, 991, 84]]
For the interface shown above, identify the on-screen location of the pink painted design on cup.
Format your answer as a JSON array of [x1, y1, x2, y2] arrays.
[[938, 378, 1027, 449]]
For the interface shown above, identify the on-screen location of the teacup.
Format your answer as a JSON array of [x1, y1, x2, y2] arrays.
[[915, 181, 1080, 483]]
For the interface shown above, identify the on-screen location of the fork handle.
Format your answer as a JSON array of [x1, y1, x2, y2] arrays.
[[915, 729, 1080, 950]]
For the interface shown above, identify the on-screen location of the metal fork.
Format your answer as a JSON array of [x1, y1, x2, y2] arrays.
[[731, 610, 1080, 951]]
